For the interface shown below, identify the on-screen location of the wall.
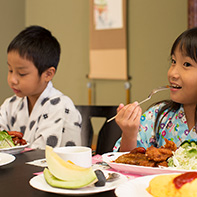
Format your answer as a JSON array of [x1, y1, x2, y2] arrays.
[[128, 0, 187, 111], [25, 0, 90, 106], [0, 0, 187, 113], [0, 0, 25, 104]]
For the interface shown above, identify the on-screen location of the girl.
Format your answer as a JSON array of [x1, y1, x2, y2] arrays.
[[113, 27, 197, 152]]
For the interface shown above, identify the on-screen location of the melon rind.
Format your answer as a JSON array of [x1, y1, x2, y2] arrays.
[[43, 168, 97, 189], [45, 145, 96, 181]]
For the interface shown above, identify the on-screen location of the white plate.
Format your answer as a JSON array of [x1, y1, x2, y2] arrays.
[[115, 174, 164, 197], [29, 170, 128, 196], [0, 152, 15, 166], [102, 152, 197, 175], [0, 143, 29, 154]]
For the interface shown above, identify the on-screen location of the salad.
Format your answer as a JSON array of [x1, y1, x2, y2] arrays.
[[168, 141, 197, 170], [0, 130, 27, 148], [0, 130, 15, 148]]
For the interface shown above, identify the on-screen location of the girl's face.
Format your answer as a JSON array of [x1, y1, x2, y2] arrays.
[[7, 51, 48, 101], [167, 46, 197, 106]]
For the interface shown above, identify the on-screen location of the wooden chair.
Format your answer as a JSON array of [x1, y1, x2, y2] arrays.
[[76, 105, 122, 155]]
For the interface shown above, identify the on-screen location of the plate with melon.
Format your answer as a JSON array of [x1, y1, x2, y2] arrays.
[[29, 146, 128, 195]]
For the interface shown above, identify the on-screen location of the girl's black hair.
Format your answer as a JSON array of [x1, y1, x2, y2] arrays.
[[154, 27, 197, 134], [7, 25, 61, 76]]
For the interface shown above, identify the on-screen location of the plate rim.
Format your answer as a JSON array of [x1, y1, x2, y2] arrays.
[[0, 142, 30, 151], [102, 152, 197, 175], [0, 152, 16, 166], [29, 170, 128, 195]]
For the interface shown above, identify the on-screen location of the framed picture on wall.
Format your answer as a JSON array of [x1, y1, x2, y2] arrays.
[[89, 0, 128, 80]]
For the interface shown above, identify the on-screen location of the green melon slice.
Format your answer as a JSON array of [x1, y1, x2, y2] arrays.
[[43, 168, 97, 189], [45, 145, 96, 181]]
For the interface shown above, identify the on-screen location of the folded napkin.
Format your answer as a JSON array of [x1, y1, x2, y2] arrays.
[[26, 158, 47, 167], [26, 155, 108, 169]]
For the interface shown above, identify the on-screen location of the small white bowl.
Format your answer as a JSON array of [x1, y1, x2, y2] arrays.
[[53, 146, 92, 168]]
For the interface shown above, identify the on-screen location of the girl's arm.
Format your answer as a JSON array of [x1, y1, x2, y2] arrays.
[[115, 102, 142, 152]]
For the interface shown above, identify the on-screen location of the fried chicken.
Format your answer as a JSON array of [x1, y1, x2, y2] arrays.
[[162, 138, 177, 151], [145, 138, 177, 162], [145, 145, 173, 162], [155, 161, 168, 167], [114, 138, 177, 167], [115, 152, 155, 167]]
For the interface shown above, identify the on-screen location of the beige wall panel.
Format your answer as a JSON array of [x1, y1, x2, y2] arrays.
[[0, 0, 25, 105], [127, 0, 187, 111], [26, 0, 90, 105], [89, 49, 127, 80]]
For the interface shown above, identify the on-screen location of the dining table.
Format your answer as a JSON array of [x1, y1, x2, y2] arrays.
[[0, 149, 119, 197]]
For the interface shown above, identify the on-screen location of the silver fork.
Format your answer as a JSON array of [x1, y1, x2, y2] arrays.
[[106, 85, 170, 123]]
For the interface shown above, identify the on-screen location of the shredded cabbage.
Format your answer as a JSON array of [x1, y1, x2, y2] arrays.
[[168, 146, 197, 170], [0, 130, 15, 148]]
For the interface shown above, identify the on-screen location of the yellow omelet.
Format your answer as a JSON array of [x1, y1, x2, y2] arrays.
[[147, 173, 197, 197]]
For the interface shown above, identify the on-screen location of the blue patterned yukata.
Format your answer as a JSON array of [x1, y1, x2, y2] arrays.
[[113, 102, 197, 151], [0, 81, 82, 149]]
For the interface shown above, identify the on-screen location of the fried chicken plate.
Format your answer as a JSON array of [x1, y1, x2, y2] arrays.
[[115, 138, 177, 167]]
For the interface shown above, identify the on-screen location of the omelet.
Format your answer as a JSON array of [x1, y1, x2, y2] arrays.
[[146, 174, 178, 197], [147, 172, 197, 197]]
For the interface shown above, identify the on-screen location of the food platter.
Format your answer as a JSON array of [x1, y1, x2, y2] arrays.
[[29, 170, 128, 196], [0, 152, 15, 166], [0, 143, 29, 154], [102, 152, 196, 175]]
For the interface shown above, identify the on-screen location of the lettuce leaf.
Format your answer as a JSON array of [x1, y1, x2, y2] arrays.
[[0, 130, 15, 148]]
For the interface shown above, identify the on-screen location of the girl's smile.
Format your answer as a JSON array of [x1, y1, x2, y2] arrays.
[[169, 83, 182, 92]]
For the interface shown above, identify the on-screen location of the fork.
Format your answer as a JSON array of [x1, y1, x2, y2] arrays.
[[106, 85, 170, 123]]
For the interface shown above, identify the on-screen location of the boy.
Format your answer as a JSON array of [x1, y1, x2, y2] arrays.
[[0, 25, 82, 149]]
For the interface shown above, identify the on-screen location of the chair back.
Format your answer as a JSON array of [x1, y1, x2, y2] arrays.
[[76, 105, 122, 155]]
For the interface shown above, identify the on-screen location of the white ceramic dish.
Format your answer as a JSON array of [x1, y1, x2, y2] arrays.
[[0, 143, 29, 154], [102, 152, 197, 175], [53, 146, 92, 168], [0, 152, 15, 166], [29, 170, 128, 196], [115, 174, 159, 197]]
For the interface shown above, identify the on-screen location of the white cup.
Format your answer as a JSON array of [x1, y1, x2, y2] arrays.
[[53, 146, 92, 168]]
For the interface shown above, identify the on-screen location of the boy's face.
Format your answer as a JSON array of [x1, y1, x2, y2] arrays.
[[7, 51, 48, 100]]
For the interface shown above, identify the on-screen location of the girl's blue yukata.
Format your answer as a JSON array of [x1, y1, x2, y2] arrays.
[[113, 102, 197, 152]]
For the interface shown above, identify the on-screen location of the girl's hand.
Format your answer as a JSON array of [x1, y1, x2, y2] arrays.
[[115, 102, 142, 151]]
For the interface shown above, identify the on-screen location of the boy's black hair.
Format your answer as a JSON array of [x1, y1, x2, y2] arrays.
[[7, 25, 61, 76], [154, 27, 197, 138]]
